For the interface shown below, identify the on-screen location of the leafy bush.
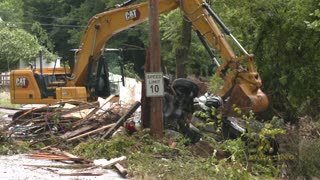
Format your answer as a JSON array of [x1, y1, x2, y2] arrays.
[[0, 135, 31, 155], [291, 139, 320, 178]]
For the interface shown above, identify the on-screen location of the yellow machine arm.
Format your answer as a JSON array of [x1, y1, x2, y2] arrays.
[[10, 0, 268, 114], [69, 0, 268, 113], [68, 0, 178, 87]]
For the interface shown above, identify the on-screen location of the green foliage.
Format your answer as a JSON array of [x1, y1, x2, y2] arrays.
[[208, 74, 224, 93], [0, 0, 24, 22], [218, 127, 284, 177], [0, 91, 20, 108], [0, 27, 55, 71], [70, 128, 287, 179], [193, 100, 287, 177], [125, 131, 258, 179], [291, 139, 320, 178], [212, 0, 320, 120], [160, 10, 183, 74], [160, 10, 213, 76], [73, 136, 136, 160], [31, 22, 54, 51], [306, 3, 320, 31], [219, 138, 246, 160], [0, 1, 57, 71], [0, 135, 31, 155]]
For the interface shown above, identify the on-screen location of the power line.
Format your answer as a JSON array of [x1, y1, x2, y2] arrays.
[[25, 14, 61, 20], [0, 21, 85, 28], [0, 10, 78, 21]]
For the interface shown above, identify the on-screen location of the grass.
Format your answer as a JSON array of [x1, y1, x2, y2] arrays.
[[71, 130, 282, 180], [0, 91, 21, 108]]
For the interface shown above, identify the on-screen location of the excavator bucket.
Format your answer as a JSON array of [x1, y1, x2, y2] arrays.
[[223, 84, 269, 116]]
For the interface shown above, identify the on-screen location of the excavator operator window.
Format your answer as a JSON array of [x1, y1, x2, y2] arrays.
[[101, 49, 127, 96]]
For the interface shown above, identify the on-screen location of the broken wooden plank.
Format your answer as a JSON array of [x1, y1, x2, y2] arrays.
[[13, 105, 50, 121], [93, 156, 126, 168], [67, 123, 116, 142], [114, 163, 128, 177], [57, 101, 99, 118], [102, 101, 141, 139], [58, 172, 103, 176], [60, 123, 100, 139], [28, 153, 91, 164], [50, 148, 80, 159], [71, 95, 116, 128], [23, 164, 92, 169]]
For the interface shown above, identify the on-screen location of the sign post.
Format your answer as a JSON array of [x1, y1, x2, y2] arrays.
[[148, 0, 163, 138]]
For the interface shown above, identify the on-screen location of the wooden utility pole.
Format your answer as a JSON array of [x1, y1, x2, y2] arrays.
[[148, 0, 163, 138]]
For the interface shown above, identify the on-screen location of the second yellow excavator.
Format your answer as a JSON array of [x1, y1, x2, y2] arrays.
[[10, 0, 268, 115]]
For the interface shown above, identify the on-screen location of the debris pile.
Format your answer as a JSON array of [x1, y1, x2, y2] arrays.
[[26, 148, 128, 178], [5, 95, 140, 144], [1, 95, 140, 178]]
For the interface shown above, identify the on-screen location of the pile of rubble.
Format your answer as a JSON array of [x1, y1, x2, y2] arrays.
[[4, 95, 141, 143], [0, 95, 142, 178]]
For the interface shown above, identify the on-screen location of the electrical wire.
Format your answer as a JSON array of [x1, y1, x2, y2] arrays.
[[1, 21, 85, 28]]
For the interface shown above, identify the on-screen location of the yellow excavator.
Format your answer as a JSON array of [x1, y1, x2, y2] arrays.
[[10, 0, 268, 114]]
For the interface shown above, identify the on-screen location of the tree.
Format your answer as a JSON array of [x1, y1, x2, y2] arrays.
[[160, 10, 211, 78], [306, 2, 320, 31], [0, 27, 56, 72], [212, 0, 320, 119], [0, 0, 24, 22]]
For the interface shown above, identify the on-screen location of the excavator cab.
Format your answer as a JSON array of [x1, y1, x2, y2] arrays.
[[10, 49, 126, 104], [92, 48, 126, 98]]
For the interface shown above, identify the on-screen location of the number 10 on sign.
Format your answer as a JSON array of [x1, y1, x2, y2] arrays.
[[145, 72, 164, 97]]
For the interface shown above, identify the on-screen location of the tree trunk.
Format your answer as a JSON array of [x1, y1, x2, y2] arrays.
[[175, 18, 192, 78]]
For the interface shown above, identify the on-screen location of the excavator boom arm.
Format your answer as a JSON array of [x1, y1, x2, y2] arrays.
[[68, 0, 268, 114], [69, 0, 179, 87]]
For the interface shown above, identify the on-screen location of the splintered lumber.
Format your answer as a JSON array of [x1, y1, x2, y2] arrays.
[[66, 123, 116, 142], [71, 95, 116, 128], [60, 101, 99, 117], [50, 148, 80, 159], [12, 105, 50, 121], [59, 123, 100, 139], [15, 101, 98, 121], [58, 172, 104, 176], [23, 164, 92, 169], [102, 101, 141, 139], [93, 156, 126, 168], [7, 101, 101, 137], [89, 95, 116, 118], [28, 153, 91, 164], [114, 163, 128, 177]]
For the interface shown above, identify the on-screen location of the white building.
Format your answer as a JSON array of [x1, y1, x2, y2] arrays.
[[17, 57, 61, 69], [1, 57, 61, 85]]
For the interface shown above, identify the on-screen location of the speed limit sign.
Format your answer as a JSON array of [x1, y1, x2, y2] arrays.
[[145, 72, 164, 97]]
